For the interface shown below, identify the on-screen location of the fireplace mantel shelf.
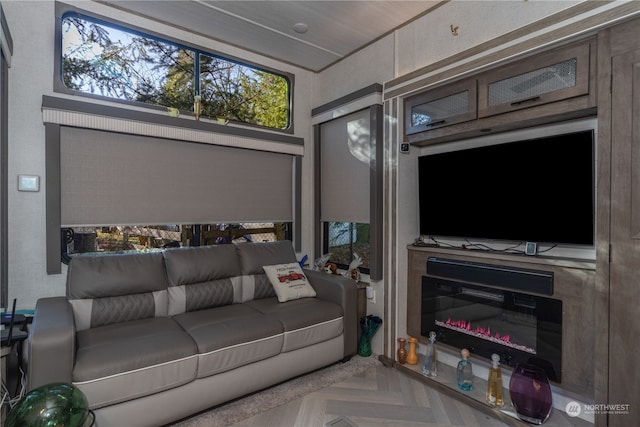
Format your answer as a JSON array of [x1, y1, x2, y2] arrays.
[[384, 354, 593, 427]]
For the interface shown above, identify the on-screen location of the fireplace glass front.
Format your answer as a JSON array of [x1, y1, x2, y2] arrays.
[[421, 275, 562, 382]]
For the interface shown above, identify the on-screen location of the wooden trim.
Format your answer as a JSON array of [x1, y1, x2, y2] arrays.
[[45, 124, 62, 275], [313, 124, 322, 261], [42, 95, 303, 149], [0, 51, 7, 304], [370, 104, 384, 281], [312, 83, 383, 117], [294, 156, 302, 252]]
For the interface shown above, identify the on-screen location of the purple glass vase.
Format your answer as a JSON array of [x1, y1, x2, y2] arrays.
[[508, 364, 553, 424]]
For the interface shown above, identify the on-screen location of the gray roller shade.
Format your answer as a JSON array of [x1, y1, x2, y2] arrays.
[[60, 127, 293, 226], [319, 109, 371, 223]]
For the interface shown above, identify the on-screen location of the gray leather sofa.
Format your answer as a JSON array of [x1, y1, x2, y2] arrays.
[[27, 241, 357, 427]]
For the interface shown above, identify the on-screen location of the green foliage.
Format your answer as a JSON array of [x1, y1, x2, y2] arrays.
[[62, 14, 289, 129]]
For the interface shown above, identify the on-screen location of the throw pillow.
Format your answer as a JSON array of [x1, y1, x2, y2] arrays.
[[263, 263, 316, 302]]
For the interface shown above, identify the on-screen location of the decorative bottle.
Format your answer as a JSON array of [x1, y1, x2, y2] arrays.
[[486, 353, 504, 406], [422, 331, 437, 377], [407, 337, 419, 365], [456, 348, 473, 391], [397, 338, 407, 364]]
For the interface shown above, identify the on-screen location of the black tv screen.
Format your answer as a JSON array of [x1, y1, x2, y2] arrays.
[[418, 129, 595, 246]]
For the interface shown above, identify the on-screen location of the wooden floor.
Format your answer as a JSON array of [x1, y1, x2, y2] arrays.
[[228, 363, 511, 427]]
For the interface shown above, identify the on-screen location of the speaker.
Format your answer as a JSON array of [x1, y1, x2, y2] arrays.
[[426, 257, 553, 295]]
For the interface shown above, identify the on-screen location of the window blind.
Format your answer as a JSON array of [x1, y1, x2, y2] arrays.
[[319, 109, 371, 223], [60, 127, 293, 226]]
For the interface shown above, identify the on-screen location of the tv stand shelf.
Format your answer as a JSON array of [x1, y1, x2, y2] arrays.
[[407, 245, 596, 399], [408, 243, 596, 271]]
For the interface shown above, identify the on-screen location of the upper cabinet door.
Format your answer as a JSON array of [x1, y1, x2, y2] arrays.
[[404, 78, 477, 136], [478, 41, 591, 118]]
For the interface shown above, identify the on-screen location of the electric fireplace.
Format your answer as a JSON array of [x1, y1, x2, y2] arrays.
[[421, 257, 563, 382]]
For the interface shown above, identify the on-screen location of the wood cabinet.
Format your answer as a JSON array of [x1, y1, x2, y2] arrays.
[[477, 41, 591, 118], [403, 38, 596, 146], [597, 16, 640, 427], [404, 78, 476, 135]]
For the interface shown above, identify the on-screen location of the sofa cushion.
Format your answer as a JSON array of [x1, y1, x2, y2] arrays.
[[236, 241, 298, 301], [172, 304, 284, 378], [73, 317, 198, 409], [263, 262, 316, 302], [246, 297, 344, 352], [163, 245, 242, 315], [66, 252, 169, 331]]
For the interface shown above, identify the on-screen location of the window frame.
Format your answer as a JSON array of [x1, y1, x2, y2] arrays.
[[43, 98, 304, 274], [313, 85, 383, 281], [0, 4, 10, 309], [54, 4, 294, 133]]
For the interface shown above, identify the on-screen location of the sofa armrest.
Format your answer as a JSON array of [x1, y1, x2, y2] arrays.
[[27, 297, 76, 390], [305, 269, 358, 357]]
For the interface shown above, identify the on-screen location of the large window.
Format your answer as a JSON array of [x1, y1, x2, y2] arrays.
[[60, 12, 290, 130], [63, 222, 291, 259]]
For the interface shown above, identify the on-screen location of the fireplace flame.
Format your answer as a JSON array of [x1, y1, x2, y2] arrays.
[[445, 318, 511, 343], [437, 318, 536, 354]]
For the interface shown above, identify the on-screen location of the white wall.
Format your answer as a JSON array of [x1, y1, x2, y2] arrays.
[[2, 1, 315, 310], [394, 1, 579, 77]]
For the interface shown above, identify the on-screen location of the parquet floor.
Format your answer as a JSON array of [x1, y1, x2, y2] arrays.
[[228, 363, 511, 427]]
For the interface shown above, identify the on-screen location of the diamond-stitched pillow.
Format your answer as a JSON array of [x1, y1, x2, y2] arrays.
[[263, 263, 316, 302]]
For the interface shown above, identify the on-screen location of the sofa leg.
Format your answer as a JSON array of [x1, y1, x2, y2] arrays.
[[341, 355, 352, 363]]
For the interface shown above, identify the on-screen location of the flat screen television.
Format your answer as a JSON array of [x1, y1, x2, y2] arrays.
[[418, 125, 595, 246]]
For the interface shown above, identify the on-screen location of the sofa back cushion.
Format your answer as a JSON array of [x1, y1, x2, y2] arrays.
[[67, 252, 169, 331], [236, 240, 298, 301], [163, 245, 242, 316]]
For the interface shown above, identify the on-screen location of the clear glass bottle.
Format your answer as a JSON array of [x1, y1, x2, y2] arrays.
[[422, 331, 437, 377], [486, 353, 504, 406], [456, 348, 473, 391]]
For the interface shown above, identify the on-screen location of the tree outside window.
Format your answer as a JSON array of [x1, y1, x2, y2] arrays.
[[61, 13, 290, 130], [324, 222, 370, 273]]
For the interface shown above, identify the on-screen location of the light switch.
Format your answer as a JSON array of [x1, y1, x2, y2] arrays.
[[18, 175, 40, 192]]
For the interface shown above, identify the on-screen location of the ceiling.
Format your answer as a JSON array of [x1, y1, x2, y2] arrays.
[[100, 0, 444, 72]]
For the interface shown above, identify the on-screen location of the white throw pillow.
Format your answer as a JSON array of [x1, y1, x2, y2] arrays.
[[263, 263, 316, 302]]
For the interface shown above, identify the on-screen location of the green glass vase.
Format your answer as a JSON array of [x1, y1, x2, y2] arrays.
[[6, 382, 93, 427], [357, 315, 382, 357]]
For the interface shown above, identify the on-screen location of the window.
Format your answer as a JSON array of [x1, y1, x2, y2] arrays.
[[60, 12, 290, 130], [62, 223, 291, 259], [324, 222, 370, 272], [316, 101, 383, 279]]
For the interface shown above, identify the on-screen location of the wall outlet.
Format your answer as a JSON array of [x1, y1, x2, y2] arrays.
[[366, 286, 376, 304]]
